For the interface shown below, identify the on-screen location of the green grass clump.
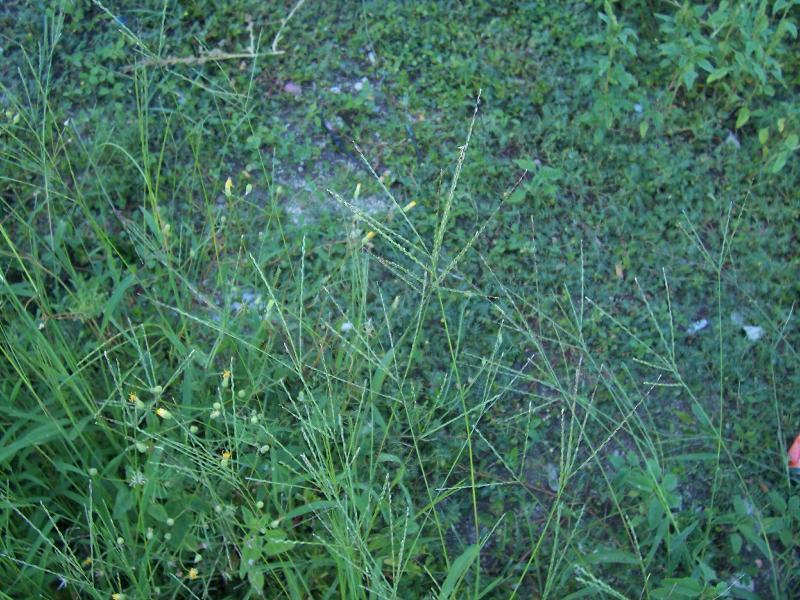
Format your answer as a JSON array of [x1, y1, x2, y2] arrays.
[[1, 1, 799, 598]]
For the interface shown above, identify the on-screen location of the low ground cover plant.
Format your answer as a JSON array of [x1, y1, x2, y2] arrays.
[[1, 1, 798, 598]]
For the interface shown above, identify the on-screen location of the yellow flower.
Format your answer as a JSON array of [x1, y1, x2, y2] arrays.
[[112, 594, 126, 600], [402, 200, 417, 212], [221, 450, 232, 460], [362, 230, 376, 244], [81, 556, 93, 567], [155, 407, 172, 420], [221, 369, 231, 388], [224, 177, 233, 197], [188, 567, 199, 580], [128, 392, 138, 403]]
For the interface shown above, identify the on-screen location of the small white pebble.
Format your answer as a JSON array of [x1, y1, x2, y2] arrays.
[[686, 319, 709, 335], [743, 325, 765, 341]]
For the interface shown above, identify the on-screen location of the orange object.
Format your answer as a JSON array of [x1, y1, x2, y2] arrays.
[[788, 434, 800, 469]]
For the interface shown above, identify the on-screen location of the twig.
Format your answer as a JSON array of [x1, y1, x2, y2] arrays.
[[119, 0, 306, 72], [122, 49, 261, 72], [271, 0, 307, 54]]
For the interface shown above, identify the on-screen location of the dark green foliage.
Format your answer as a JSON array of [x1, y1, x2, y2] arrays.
[[0, 1, 798, 598]]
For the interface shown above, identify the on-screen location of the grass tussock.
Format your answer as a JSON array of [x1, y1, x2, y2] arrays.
[[1, 1, 799, 598]]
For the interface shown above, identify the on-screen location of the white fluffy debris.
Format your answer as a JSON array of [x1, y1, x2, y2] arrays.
[[686, 319, 709, 335]]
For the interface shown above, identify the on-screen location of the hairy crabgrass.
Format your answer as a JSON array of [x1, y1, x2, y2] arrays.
[[1, 1, 798, 598]]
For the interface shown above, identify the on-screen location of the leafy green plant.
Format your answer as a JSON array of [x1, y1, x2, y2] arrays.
[[579, 1, 642, 138], [1, 1, 798, 598]]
